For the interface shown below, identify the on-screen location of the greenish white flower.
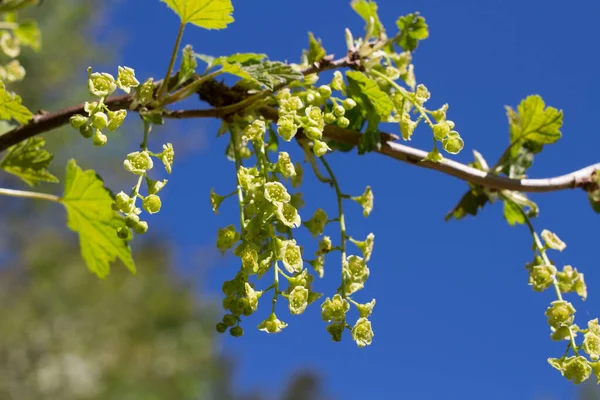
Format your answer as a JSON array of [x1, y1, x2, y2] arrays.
[[116, 66, 140, 93], [304, 208, 328, 238], [87, 67, 116, 97], [545, 300, 576, 329], [351, 317, 374, 347], [275, 203, 301, 228], [352, 186, 374, 217], [542, 229, 566, 252], [288, 286, 309, 315], [124, 151, 153, 174], [321, 294, 349, 322], [277, 151, 296, 178], [258, 313, 287, 334], [216, 225, 240, 254], [350, 233, 375, 261], [280, 239, 303, 273]]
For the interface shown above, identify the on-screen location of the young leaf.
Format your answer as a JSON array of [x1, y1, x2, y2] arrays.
[[346, 71, 394, 119], [506, 95, 563, 157], [62, 160, 136, 278], [0, 137, 58, 186], [351, 0, 385, 37], [161, 0, 234, 29], [14, 19, 41, 51], [177, 45, 197, 86], [445, 188, 490, 221], [395, 13, 429, 51], [217, 53, 267, 65], [503, 201, 525, 226], [222, 61, 303, 90], [306, 32, 326, 64], [0, 81, 32, 124]]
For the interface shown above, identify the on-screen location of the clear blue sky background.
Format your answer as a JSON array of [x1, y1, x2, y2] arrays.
[[100, 1, 600, 399]]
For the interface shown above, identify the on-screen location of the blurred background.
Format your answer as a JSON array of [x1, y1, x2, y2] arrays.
[[2, 0, 600, 399]]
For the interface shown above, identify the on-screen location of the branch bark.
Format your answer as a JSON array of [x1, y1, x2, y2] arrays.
[[0, 55, 597, 195]]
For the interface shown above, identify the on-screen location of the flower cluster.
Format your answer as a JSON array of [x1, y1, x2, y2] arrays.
[[522, 228, 600, 384], [70, 66, 139, 146]]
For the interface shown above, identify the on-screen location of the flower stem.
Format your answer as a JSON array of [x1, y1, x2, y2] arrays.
[[320, 156, 347, 297], [503, 195, 579, 355], [156, 22, 185, 100], [161, 69, 224, 106], [0, 187, 61, 203], [230, 127, 246, 234]]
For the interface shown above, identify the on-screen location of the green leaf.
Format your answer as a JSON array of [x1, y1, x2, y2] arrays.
[[161, 0, 234, 29], [177, 44, 197, 86], [503, 201, 525, 226], [194, 53, 216, 67], [506, 95, 563, 157], [217, 52, 267, 65], [223, 61, 303, 90], [345, 72, 382, 154], [306, 32, 326, 64], [445, 188, 490, 221], [346, 71, 394, 119], [351, 0, 384, 37], [0, 0, 40, 12], [0, 81, 31, 124], [395, 13, 429, 51], [62, 160, 136, 278], [14, 19, 41, 51], [0, 137, 58, 186]]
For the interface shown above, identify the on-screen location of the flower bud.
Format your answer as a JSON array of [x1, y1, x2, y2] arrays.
[[92, 131, 107, 146], [142, 194, 162, 214], [70, 114, 88, 129], [134, 220, 148, 234], [91, 112, 108, 130], [107, 109, 127, 131]]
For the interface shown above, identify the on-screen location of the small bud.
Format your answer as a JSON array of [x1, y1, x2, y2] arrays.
[[305, 126, 323, 141], [134, 221, 148, 234], [92, 131, 107, 147], [313, 140, 331, 157], [70, 114, 88, 129], [91, 112, 108, 130], [442, 131, 464, 154], [142, 194, 162, 214], [125, 213, 140, 228], [342, 98, 357, 110], [333, 104, 345, 117], [330, 71, 345, 91], [230, 326, 244, 337], [116, 226, 132, 240], [222, 314, 237, 327], [324, 112, 336, 124], [216, 322, 227, 333], [337, 116, 350, 128], [318, 85, 332, 98]]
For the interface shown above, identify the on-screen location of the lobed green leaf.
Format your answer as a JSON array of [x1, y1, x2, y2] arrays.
[[161, 0, 234, 29], [62, 160, 136, 278], [0, 137, 58, 186], [351, 0, 385, 37], [0, 81, 31, 124]]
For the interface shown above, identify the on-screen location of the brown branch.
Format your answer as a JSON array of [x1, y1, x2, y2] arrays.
[[0, 52, 597, 195]]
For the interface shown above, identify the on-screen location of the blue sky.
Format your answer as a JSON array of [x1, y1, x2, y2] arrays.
[[99, 1, 600, 399]]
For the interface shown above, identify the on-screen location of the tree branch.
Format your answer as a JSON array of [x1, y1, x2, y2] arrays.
[[0, 52, 597, 195]]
